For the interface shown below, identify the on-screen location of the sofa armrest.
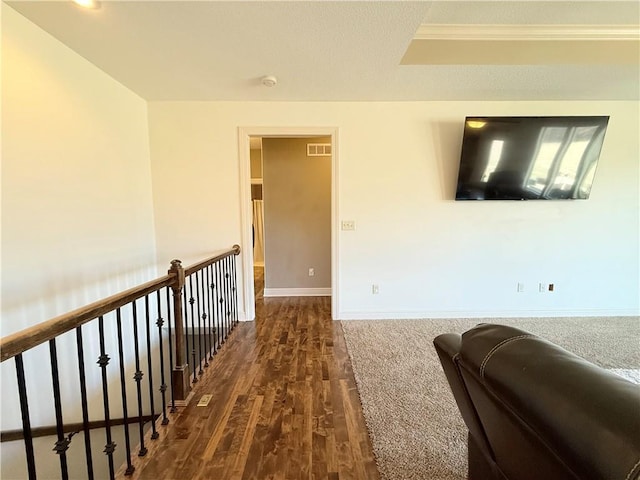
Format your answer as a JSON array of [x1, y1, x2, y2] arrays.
[[434, 334, 495, 466], [459, 324, 640, 480]]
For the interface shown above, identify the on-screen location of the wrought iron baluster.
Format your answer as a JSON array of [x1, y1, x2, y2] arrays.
[[220, 257, 226, 341], [188, 275, 197, 383], [214, 264, 219, 353], [116, 308, 135, 475], [232, 253, 239, 327], [213, 262, 220, 352], [199, 269, 209, 367], [97, 316, 116, 479], [207, 264, 216, 358], [144, 295, 159, 439], [195, 271, 204, 375], [49, 339, 69, 479], [223, 258, 228, 343], [228, 256, 234, 333], [156, 289, 169, 424], [224, 256, 231, 340], [228, 256, 234, 330], [76, 326, 94, 479], [217, 260, 225, 345], [199, 267, 211, 368], [166, 288, 176, 413], [15, 354, 36, 479], [202, 267, 209, 361], [131, 301, 147, 456]]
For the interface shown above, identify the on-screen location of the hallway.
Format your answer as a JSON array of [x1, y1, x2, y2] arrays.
[[124, 294, 379, 479]]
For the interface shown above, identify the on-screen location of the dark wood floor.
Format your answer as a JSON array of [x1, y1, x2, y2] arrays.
[[122, 272, 379, 479], [254, 266, 264, 301]]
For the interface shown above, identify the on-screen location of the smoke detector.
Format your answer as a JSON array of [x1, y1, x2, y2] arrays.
[[261, 75, 278, 87]]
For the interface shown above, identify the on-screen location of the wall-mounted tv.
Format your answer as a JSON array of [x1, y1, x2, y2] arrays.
[[455, 116, 609, 200]]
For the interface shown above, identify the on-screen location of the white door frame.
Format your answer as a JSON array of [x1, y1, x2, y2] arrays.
[[238, 127, 339, 321]]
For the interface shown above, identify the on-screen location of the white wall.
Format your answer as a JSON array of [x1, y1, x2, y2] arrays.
[[148, 101, 639, 319], [1, 7, 158, 477], [2, 4, 157, 336], [4, 2, 636, 326]]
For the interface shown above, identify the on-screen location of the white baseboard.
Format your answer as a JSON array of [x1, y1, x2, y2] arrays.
[[337, 308, 640, 320], [237, 307, 637, 321], [264, 287, 331, 297]]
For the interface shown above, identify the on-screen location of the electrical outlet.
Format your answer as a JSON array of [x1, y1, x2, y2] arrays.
[[539, 282, 555, 292], [341, 220, 356, 231], [372, 284, 379, 294], [517, 282, 524, 293], [308, 268, 315, 277]]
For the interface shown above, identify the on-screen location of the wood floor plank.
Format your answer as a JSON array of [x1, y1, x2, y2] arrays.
[[231, 395, 264, 478], [123, 283, 379, 480]]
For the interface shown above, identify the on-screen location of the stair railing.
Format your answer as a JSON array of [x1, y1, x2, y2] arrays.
[[0, 245, 240, 480]]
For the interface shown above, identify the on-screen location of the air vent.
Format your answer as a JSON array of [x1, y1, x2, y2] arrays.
[[307, 143, 332, 157]]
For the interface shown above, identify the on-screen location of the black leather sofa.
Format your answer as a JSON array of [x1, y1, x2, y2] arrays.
[[433, 324, 640, 480]]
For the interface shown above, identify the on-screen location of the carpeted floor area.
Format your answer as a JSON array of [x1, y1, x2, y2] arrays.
[[340, 316, 640, 480]]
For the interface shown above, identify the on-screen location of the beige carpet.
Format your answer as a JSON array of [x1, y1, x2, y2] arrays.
[[340, 316, 640, 480]]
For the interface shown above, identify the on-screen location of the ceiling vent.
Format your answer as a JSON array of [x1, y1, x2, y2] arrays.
[[307, 143, 332, 157]]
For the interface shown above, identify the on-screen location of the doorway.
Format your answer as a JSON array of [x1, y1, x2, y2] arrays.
[[238, 127, 339, 321], [249, 137, 265, 301]]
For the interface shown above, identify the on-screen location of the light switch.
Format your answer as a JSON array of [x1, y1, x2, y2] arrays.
[[341, 220, 355, 231]]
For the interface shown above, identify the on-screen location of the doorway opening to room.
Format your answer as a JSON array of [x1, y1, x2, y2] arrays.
[[239, 127, 339, 321], [249, 136, 265, 302]]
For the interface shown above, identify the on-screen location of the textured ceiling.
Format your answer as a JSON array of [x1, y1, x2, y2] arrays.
[[4, 1, 640, 101]]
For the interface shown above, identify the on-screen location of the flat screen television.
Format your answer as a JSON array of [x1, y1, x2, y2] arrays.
[[455, 116, 609, 200]]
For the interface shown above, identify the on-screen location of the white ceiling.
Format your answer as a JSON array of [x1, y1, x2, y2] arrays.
[[5, 0, 640, 101]]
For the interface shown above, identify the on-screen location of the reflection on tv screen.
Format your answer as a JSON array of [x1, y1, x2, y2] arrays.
[[455, 116, 609, 200]]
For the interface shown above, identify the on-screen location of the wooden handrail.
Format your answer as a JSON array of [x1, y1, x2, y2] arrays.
[[183, 244, 241, 276], [0, 244, 241, 364], [0, 275, 175, 363]]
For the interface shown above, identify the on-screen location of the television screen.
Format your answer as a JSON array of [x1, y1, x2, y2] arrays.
[[455, 116, 609, 200]]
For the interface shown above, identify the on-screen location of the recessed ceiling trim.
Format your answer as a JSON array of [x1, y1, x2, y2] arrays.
[[401, 39, 639, 65], [415, 24, 640, 41]]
